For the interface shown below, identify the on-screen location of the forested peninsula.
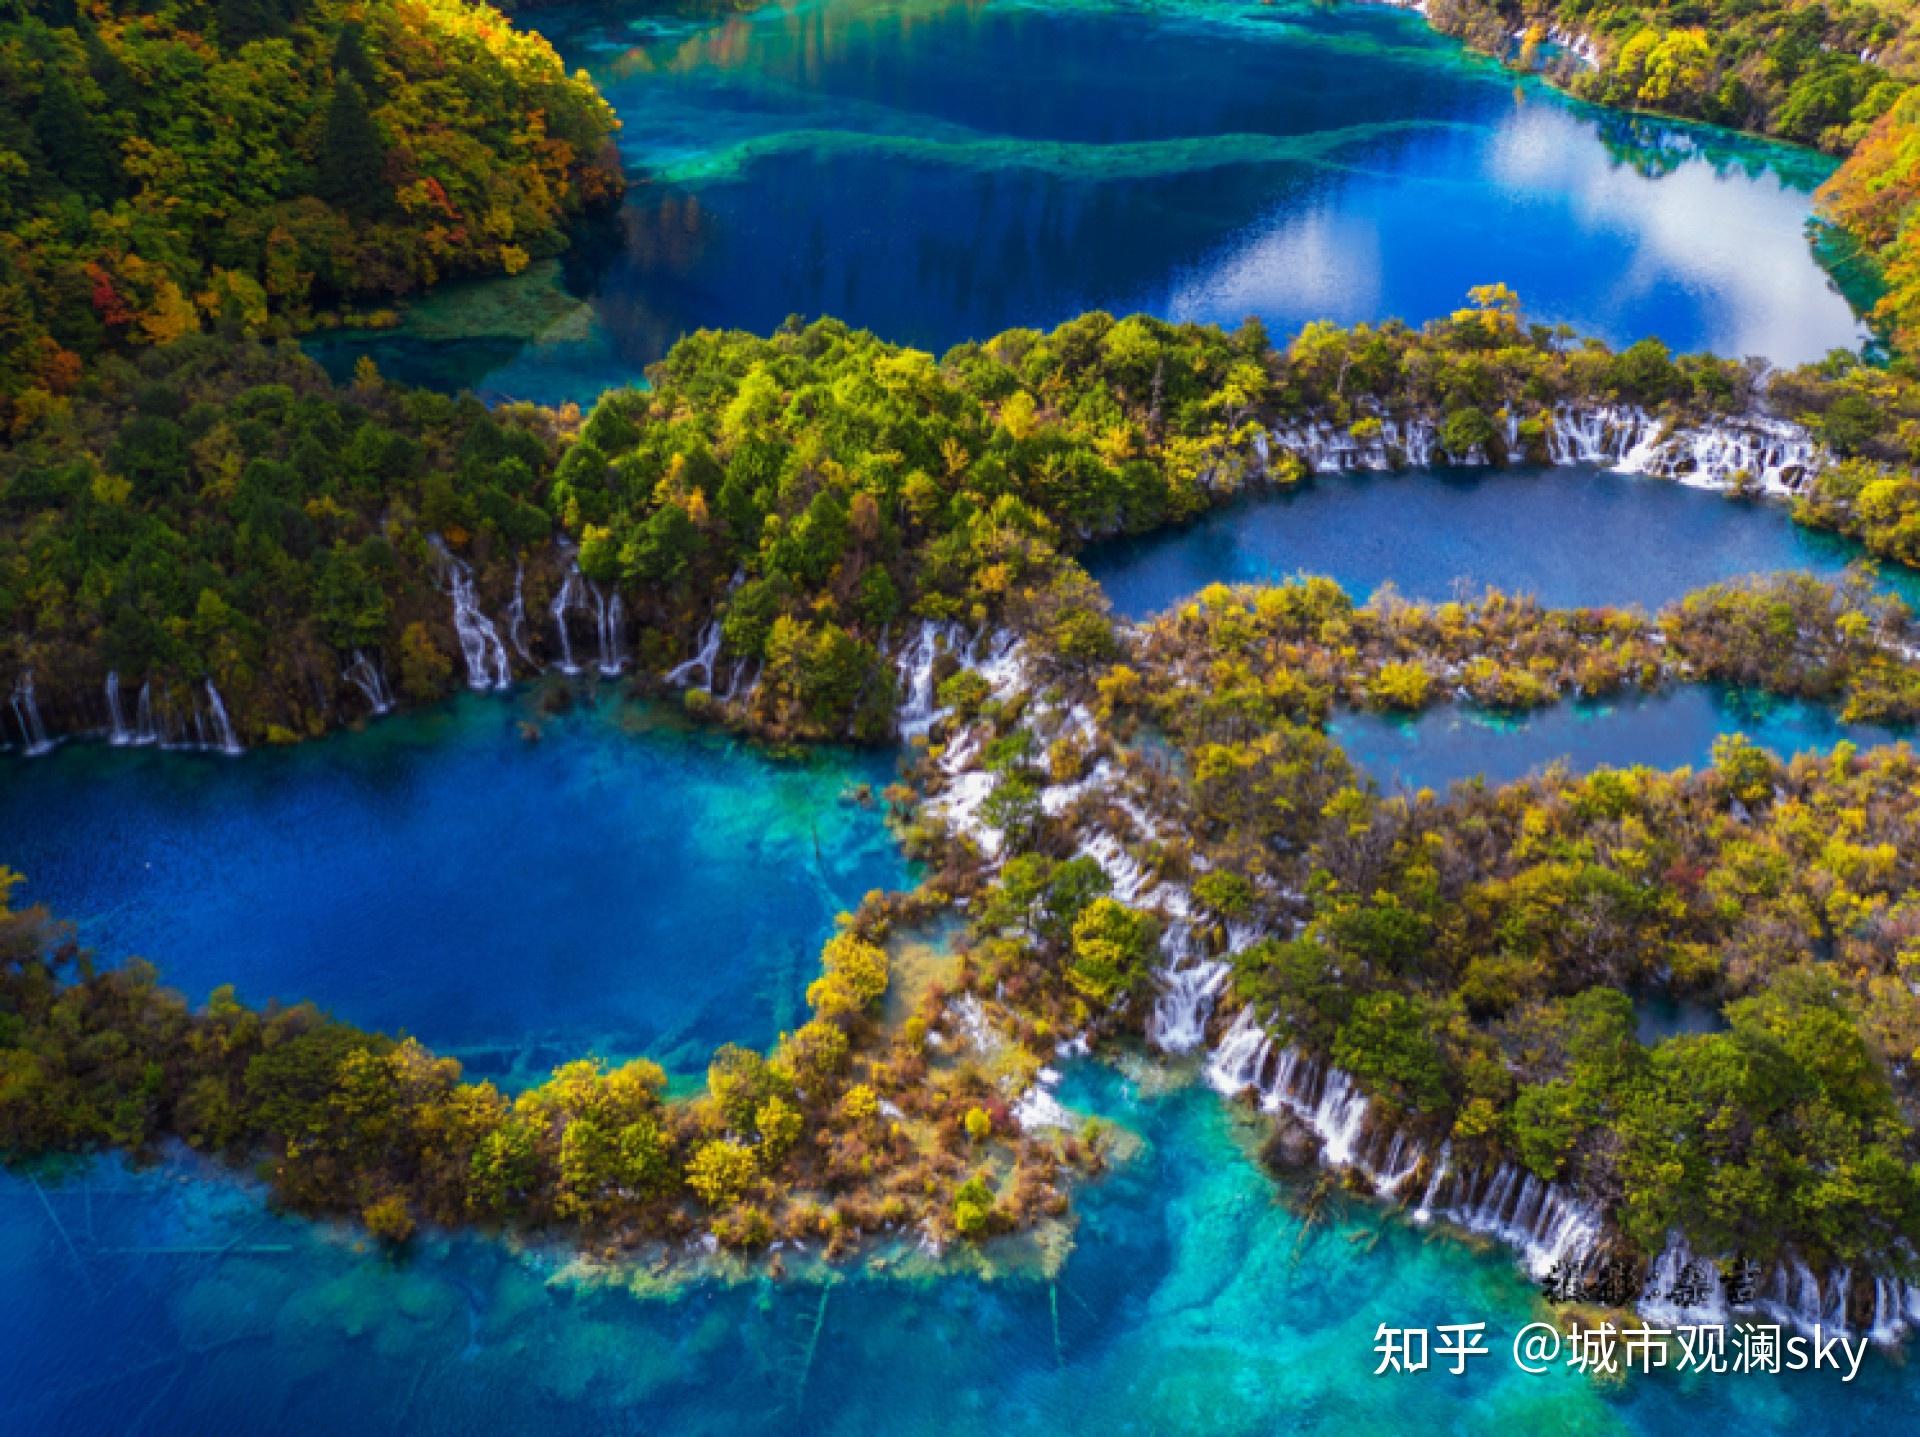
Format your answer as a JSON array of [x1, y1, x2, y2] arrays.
[[9, 291, 1920, 752]]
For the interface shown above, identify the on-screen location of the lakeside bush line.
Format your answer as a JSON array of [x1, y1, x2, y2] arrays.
[[0, 870, 1091, 1256], [0, 0, 622, 424], [11, 298, 1920, 749], [1130, 570, 1920, 724], [1436, 0, 1907, 151]]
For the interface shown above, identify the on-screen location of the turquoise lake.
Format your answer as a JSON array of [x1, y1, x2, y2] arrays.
[[309, 0, 1867, 403], [1085, 463, 1918, 618], [0, 691, 906, 1081], [1332, 685, 1909, 793], [3, 1065, 1908, 1435]]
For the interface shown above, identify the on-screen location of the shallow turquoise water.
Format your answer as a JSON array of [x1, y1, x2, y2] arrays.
[[1, 1064, 1905, 1435], [308, 0, 1867, 401], [1333, 686, 1909, 792], [0, 691, 905, 1079], [1084, 465, 1916, 618]]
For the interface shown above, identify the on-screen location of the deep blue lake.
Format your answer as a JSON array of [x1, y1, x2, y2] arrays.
[[0, 692, 905, 1080], [1085, 464, 1914, 618], [309, 0, 1866, 402]]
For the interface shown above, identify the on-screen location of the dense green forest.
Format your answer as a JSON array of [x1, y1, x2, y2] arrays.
[[0, 0, 621, 425], [12, 295, 1920, 748]]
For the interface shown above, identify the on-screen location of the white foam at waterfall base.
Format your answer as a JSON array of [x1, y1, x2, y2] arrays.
[[1013, 1069, 1077, 1133]]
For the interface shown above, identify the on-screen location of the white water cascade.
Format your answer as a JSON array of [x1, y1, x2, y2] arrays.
[[589, 582, 627, 675], [1204, 1008, 1370, 1166], [507, 563, 539, 668], [549, 565, 586, 674], [432, 540, 512, 690], [10, 674, 52, 755], [1266, 403, 1828, 500], [894, 620, 957, 738], [1418, 1160, 1605, 1280], [342, 651, 394, 715], [133, 681, 157, 745], [204, 680, 243, 756], [665, 620, 723, 689], [1148, 957, 1229, 1053], [105, 672, 131, 745], [1206, 1006, 1605, 1280]]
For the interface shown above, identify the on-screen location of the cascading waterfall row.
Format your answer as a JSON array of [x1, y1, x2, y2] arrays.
[[1208, 1002, 1919, 1342], [1257, 403, 1827, 498], [7, 672, 235, 754]]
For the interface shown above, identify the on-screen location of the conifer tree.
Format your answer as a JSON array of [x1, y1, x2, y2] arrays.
[[316, 76, 386, 214]]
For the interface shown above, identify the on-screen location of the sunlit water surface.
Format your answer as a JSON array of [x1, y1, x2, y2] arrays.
[[308, 0, 1867, 401]]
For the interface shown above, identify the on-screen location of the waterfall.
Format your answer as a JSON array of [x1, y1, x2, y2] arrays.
[[590, 582, 626, 675], [10, 674, 52, 755], [1637, 1232, 1730, 1326], [1205, 1007, 1273, 1094], [724, 658, 762, 704], [1273, 402, 1830, 501], [431, 539, 512, 690], [1413, 1142, 1450, 1224], [894, 621, 953, 738], [106, 672, 131, 745], [134, 681, 157, 745], [665, 620, 723, 689], [204, 681, 242, 756], [507, 563, 539, 668], [1420, 1160, 1604, 1280], [1207, 1006, 1607, 1281], [342, 650, 394, 715], [1148, 957, 1229, 1053], [549, 565, 585, 674]]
